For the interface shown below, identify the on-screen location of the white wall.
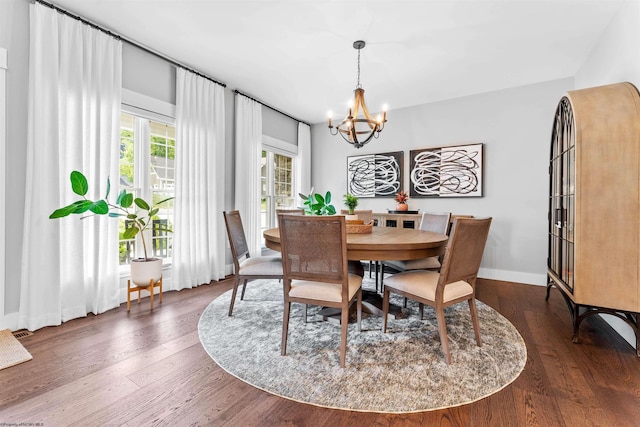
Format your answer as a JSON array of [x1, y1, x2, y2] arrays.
[[574, 0, 640, 348], [311, 78, 573, 286], [0, 0, 29, 325]]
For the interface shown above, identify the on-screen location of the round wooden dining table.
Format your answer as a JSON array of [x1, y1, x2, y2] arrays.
[[263, 226, 449, 261], [264, 225, 449, 318]]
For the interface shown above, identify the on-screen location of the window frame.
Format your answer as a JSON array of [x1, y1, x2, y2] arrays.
[[120, 89, 176, 272], [261, 136, 298, 243]]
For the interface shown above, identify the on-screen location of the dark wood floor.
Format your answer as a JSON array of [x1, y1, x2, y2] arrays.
[[1, 276, 639, 426]]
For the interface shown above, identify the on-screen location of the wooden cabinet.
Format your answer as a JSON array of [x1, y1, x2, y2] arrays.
[[547, 82, 639, 356], [372, 213, 420, 229]]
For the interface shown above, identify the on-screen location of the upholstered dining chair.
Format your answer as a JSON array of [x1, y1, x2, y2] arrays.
[[381, 212, 451, 298], [223, 210, 283, 316], [382, 217, 492, 364], [278, 214, 362, 368], [383, 212, 451, 274]]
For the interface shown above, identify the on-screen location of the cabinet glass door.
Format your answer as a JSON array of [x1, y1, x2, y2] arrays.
[[548, 98, 575, 292]]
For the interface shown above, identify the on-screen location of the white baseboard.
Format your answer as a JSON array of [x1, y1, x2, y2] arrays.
[[478, 267, 547, 286]]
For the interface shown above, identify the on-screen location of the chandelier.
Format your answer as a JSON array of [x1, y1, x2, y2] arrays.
[[328, 40, 387, 149]]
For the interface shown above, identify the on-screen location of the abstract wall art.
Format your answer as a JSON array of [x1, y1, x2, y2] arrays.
[[409, 143, 483, 197], [347, 151, 403, 198]]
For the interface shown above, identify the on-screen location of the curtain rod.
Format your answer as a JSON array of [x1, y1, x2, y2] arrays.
[[234, 90, 310, 127], [34, 0, 227, 88]]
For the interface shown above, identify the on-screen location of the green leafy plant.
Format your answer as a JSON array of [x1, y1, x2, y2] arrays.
[[343, 193, 359, 215], [50, 170, 173, 260], [298, 189, 336, 215]]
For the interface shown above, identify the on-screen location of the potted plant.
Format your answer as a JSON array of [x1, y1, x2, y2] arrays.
[[343, 193, 359, 221], [50, 170, 173, 286], [298, 189, 336, 215], [395, 191, 409, 211]]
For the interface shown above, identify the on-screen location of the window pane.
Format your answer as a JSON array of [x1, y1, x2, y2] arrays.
[[120, 112, 134, 191], [119, 114, 175, 265]]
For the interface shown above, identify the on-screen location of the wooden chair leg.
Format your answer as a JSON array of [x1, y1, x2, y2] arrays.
[[159, 277, 163, 304], [281, 301, 291, 356], [127, 280, 131, 311], [468, 298, 482, 347], [228, 276, 240, 316], [435, 307, 451, 364], [304, 304, 308, 323], [149, 279, 154, 310], [382, 288, 390, 333], [418, 302, 424, 320], [356, 290, 362, 332], [240, 279, 248, 300], [374, 261, 379, 291], [340, 305, 349, 368]]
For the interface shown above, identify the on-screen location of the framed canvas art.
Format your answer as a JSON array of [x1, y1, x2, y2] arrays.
[[409, 143, 483, 197], [347, 151, 403, 198]]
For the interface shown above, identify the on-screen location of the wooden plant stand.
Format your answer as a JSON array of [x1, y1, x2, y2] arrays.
[[127, 276, 163, 311]]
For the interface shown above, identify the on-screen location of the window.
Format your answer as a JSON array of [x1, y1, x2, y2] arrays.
[[261, 149, 295, 237], [119, 112, 175, 265]]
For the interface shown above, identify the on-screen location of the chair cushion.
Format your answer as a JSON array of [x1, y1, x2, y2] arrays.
[[239, 256, 283, 276], [384, 270, 473, 303], [386, 256, 441, 271], [289, 273, 362, 303]]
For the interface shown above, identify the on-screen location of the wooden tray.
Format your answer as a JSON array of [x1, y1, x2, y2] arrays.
[[346, 222, 373, 234]]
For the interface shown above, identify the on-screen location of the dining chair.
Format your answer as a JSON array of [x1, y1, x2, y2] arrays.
[[223, 210, 283, 316], [383, 212, 451, 274], [278, 214, 362, 368], [382, 217, 492, 364], [381, 212, 451, 300]]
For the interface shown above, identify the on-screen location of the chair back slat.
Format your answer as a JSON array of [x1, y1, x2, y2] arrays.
[[438, 217, 492, 288], [278, 215, 347, 284], [223, 211, 250, 266], [276, 209, 305, 216], [419, 212, 451, 234]]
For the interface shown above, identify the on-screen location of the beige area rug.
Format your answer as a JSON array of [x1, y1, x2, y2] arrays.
[[198, 277, 527, 413], [0, 329, 33, 370]]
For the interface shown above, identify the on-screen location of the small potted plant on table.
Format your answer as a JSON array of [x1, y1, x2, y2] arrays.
[[343, 193, 360, 221], [395, 191, 409, 211]]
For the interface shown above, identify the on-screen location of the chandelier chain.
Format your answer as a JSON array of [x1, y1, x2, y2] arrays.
[[356, 47, 362, 89]]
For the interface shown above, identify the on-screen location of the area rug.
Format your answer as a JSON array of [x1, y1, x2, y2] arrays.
[[0, 329, 32, 371], [198, 277, 527, 413]]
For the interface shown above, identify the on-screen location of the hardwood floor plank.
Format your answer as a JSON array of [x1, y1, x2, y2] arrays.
[[511, 387, 565, 427]]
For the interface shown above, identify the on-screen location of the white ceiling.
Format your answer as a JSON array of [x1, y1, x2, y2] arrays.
[[52, 0, 625, 124]]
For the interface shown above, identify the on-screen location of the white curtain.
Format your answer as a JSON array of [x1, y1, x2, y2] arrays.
[[20, 3, 122, 331], [296, 122, 311, 200], [234, 95, 263, 256], [172, 68, 226, 289]]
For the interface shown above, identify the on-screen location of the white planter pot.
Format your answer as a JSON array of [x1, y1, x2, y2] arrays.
[[345, 214, 359, 221], [130, 258, 163, 287]]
